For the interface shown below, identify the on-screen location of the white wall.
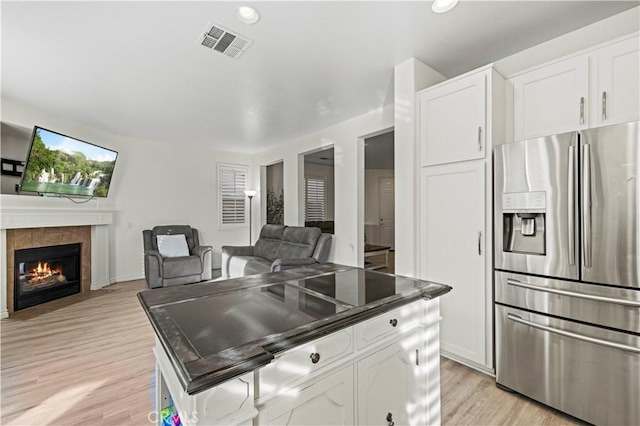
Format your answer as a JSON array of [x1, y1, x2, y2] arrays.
[[393, 59, 446, 277], [251, 106, 394, 267], [303, 162, 335, 221], [1, 98, 252, 282]]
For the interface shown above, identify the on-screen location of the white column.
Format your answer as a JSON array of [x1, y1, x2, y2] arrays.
[[393, 59, 445, 277]]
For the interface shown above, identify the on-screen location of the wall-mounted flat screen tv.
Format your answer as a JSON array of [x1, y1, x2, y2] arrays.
[[19, 126, 118, 198]]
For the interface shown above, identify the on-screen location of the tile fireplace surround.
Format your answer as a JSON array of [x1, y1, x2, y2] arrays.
[[1, 198, 113, 318], [7, 226, 91, 313]]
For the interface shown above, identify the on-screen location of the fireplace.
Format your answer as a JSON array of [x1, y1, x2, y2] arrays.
[[14, 243, 82, 311]]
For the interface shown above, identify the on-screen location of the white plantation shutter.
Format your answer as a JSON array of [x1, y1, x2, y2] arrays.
[[305, 176, 326, 221], [219, 165, 247, 226]]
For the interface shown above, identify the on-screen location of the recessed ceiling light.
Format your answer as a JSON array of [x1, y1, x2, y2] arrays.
[[432, 0, 459, 14], [237, 6, 260, 24]]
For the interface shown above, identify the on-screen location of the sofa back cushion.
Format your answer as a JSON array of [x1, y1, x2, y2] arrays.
[[254, 224, 286, 261], [275, 226, 321, 259]]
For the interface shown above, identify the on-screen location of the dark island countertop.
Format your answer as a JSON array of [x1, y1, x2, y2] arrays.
[[138, 264, 451, 395]]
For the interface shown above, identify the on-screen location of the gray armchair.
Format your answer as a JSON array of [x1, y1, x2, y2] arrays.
[[143, 225, 212, 289], [221, 224, 332, 278]]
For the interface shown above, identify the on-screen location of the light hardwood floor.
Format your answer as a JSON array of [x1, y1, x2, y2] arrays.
[[1, 279, 583, 425]]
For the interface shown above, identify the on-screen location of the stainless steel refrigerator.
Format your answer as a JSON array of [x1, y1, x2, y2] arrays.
[[494, 121, 640, 425]]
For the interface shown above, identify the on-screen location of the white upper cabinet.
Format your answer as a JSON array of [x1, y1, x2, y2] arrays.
[[511, 34, 640, 141], [512, 55, 589, 141], [596, 36, 640, 127], [419, 71, 486, 166]]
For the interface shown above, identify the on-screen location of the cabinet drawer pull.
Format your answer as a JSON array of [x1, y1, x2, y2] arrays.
[[477, 126, 482, 151], [310, 352, 320, 364], [386, 412, 394, 426], [580, 97, 585, 124], [602, 91, 607, 121], [389, 318, 398, 327], [478, 231, 482, 255]]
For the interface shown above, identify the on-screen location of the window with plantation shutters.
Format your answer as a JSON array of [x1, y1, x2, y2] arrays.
[[304, 176, 326, 221], [218, 164, 248, 227]]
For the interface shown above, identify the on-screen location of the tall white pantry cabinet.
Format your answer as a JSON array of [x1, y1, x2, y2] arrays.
[[416, 33, 639, 373], [417, 65, 506, 372]]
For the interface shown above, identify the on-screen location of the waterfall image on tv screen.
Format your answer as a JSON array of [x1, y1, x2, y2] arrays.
[[20, 127, 118, 197]]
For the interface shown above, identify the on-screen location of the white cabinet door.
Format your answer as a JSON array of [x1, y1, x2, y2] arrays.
[[419, 72, 486, 166], [512, 55, 589, 140], [259, 366, 354, 426], [420, 162, 486, 366], [596, 36, 640, 126], [357, 335, 424, 426]]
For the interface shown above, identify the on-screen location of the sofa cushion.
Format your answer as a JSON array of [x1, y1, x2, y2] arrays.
[[275, 226, 321, 259], [228, 256, 272, 277], [156, 234, 190, 258], [152, 225, 197, 250], [162, 255, 202, 279], [254, 224, 286, 261]]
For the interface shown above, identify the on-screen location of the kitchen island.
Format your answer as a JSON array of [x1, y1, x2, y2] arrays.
[[138, 264, 451, 426]]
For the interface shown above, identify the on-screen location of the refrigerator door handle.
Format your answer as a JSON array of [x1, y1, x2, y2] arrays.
[[507, 314, 640, 354], [506, 278, 640, 307], [582, 144, 592, 268], [568, 145, 576, 266]]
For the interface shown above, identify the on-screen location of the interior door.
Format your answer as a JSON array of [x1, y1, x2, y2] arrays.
[[379, 177, 394, 248], [580, 121, 639, 288]]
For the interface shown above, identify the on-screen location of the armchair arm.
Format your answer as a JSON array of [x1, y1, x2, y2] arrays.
[[221, 245, 255, 278], [192, 245, 213, 280], [271, 257, 318, 272], [221, 245, 255, 256], [144, 250, 164, 289]]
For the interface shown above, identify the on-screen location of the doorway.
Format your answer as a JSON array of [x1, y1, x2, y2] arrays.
[[364, 131, 394, 272], [266, 162, 284, 225], [302, 148, 335, 234]]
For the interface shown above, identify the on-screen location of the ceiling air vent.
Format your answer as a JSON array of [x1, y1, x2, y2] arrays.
[[200, 24, 252, 59]]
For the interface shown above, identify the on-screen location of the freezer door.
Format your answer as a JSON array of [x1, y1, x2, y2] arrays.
[[494, 132, 579, 280], [495, 305, 640, 426], [581, 121, 639, 288]]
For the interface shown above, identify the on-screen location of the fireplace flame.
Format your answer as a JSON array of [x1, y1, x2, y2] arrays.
[[30, 262, 63, 279]]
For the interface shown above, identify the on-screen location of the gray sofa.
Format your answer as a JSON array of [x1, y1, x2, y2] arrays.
[[143, 225, 212, 289], [221, 224, 332, 278]]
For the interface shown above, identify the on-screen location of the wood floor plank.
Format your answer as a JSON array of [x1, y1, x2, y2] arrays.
[[2, 278, 584, 425]]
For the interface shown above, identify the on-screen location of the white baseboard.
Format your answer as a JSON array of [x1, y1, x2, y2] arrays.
[[441, 350, 495, 377], [109, 275, 145, 286], [0, 310, 8, 319]]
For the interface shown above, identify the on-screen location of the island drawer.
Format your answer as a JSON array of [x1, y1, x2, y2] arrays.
[[354, 300, 426, 350], [257, 326, 354, 397]]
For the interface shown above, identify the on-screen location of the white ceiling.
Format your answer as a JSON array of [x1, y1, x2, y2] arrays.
[[2, 1, 637, 154]]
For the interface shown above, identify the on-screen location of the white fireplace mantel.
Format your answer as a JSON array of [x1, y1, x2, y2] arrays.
[[0, 199, 114, 319], [1, 208, 113, 230]]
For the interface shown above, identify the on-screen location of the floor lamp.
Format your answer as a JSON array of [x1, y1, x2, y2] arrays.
[[244, 189, 257, 244]]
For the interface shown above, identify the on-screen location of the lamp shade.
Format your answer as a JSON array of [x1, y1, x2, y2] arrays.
[[244, 189, 257, 197]]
